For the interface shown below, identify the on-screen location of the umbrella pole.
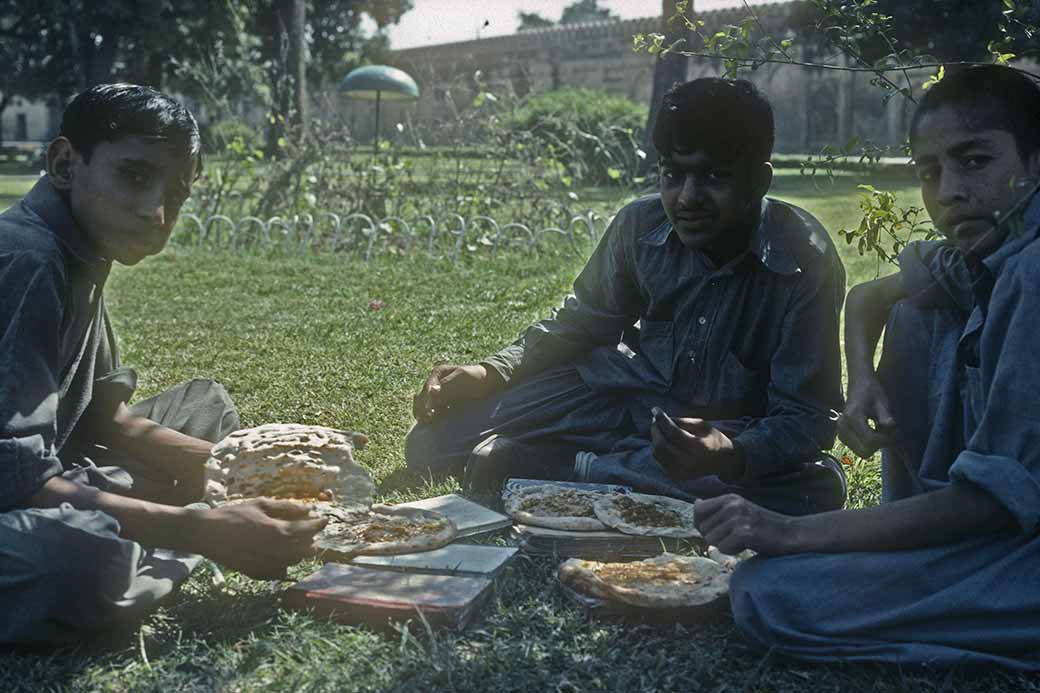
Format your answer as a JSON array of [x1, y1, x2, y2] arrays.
[[373, 90, 381, 156]]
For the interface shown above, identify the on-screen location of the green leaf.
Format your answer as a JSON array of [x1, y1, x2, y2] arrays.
[[922, 65, 945, 91], [606, 167, 622, 180]]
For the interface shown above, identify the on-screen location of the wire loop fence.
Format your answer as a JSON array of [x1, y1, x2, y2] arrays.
[[172, 208, 610, 263]]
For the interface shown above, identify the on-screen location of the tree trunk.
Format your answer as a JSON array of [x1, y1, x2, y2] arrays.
[[0, 98, 7, 148], [275, 0, 307, 137], [127, 51, 165, 88], [65, 15, 119, 90], [639, 0, 692, 177]]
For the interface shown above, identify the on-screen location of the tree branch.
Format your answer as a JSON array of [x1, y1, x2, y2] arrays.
[[672, 51, 1040, 82]]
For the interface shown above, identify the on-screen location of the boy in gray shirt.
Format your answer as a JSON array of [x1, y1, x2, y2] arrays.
[[0, 84, 325, 644]]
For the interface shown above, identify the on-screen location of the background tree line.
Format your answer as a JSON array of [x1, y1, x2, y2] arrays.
[[0, 0, 412, 147]]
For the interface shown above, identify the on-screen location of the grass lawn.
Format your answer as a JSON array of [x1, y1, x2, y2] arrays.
[[1, 171, 1032, 691], [0, 174, 39, 212]]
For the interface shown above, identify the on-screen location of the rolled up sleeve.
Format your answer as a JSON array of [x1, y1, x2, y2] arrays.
[[0, 251, 66, 509], [948, 260, 1040, 535], [950, 451, 1040, 535]]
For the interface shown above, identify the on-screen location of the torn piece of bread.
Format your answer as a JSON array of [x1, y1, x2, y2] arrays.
[[205, 423, 374, 510]]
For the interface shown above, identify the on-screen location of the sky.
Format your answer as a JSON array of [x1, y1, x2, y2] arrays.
[[387, 0, 787, 50]]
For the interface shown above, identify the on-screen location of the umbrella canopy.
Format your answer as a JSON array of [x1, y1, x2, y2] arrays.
[[339, 65, 419, 101], [340, 65, 420, 153]]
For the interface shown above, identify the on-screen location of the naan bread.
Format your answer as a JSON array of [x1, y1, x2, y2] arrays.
[[504, 485, 609, 531], [205, 423, 374, 510], [593, 493, 700, 538], [558, 553, 729, 609], [315, 504, 457, 559]]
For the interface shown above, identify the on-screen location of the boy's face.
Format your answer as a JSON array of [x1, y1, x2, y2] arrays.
[[912, 105, 1039, 258], [659, 149, 770, 262], [54, 135, 196, 265]]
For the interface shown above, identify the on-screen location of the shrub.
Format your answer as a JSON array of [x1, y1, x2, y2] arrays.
[[513, 87, 648, 185], [203, 117, 260, 152]]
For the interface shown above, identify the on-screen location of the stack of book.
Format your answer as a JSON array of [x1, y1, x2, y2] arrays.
[[284, 494, 516, 631]]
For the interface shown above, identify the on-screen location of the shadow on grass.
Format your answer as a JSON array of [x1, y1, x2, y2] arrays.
[[377, 466, 428, 497]]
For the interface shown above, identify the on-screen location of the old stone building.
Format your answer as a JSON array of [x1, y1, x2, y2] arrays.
[[382, 1, 923, 155], [0, 96, 58, 144]]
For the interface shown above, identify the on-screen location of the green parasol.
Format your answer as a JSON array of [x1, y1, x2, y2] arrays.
[[339, 65, 420, 154]]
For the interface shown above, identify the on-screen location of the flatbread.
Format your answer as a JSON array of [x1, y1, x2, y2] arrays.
[[205, 423, 374, 509], [593, 493, 700, 538], [504, 485, 609, 531], [315, 503, 457, 559], [558, 553, 729, 609]]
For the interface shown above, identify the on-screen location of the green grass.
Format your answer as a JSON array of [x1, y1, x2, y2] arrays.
[[1, 171, 1032, 690], [0, 175, 37, 211]]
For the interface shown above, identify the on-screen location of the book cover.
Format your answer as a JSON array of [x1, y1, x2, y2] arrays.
[[397, 494, 512, 538], [284, 563, 494, 631], [350, 544, 518, 578]]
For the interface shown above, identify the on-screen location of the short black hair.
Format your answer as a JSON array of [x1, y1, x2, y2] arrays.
[[59, 83, 202, 171], [910, 65, 1040, 159], [652, 77, 774, 165]]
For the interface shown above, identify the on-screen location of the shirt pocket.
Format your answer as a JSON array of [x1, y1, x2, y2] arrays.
[[637, 319, 675, 385], [713, 350, 767, 416]]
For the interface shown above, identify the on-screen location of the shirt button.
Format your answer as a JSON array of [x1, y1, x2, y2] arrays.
[[698, 316, 707, 325], [687, 350, 696, 363]]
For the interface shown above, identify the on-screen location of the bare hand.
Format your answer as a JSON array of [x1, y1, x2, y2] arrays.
[[650, 408, 744, 482], [695, 494, 797, 556], [838, 376, 897, 458], [412, 364, 502, 421], [197, 498, 327, 580]]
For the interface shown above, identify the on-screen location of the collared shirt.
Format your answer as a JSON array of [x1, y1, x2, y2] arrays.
[[0, 178, 133, 510], [483, 194, 846, 482], [893, 192, 1040, 533]]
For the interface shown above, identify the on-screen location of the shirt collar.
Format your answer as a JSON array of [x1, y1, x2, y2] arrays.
[[22, 176, 111, 274], [981, 188, 1040, 277], [638, 198, 804, 276]]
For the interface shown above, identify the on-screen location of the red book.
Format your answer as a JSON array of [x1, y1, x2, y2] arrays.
[[283, 563, 494, 631]]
